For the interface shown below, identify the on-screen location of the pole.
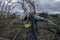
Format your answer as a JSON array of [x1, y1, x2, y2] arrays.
[[26, 14, 38, 40], [31, 15, 38, 40]]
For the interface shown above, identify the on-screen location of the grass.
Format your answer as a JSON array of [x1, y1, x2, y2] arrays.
[[0, 17, 60, 40]]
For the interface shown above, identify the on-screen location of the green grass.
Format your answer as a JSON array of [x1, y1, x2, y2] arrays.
[[0, 17, 60, 40]]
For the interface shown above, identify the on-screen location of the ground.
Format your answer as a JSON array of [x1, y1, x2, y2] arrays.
[[0, 17, 60, 40]]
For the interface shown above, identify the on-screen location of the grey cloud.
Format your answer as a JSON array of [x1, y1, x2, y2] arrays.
[[10, 0, 60, 14], [38, 0, 60, 13], [3, 0, 60, 14]]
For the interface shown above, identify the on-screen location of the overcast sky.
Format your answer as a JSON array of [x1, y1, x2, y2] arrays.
[[37, 0, 60, 14], [0, 0, 60, 14]]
